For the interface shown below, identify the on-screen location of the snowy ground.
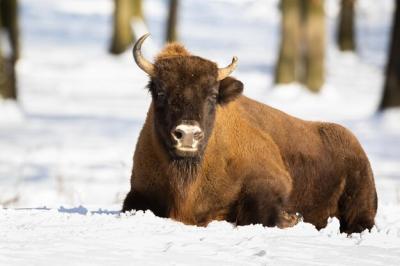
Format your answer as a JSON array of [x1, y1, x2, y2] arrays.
[[1, 0, 400, 265]]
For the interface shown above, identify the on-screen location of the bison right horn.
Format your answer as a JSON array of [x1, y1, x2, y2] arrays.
[[133, 33, 155, 77], [217, 56, 238, 81]]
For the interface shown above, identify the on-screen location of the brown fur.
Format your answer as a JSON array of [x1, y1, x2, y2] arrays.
[[123, 43, 377, 234], [155, 43, 191, 61]]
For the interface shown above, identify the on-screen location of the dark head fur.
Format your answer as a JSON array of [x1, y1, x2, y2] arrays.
[[148, 44, 242, 165]]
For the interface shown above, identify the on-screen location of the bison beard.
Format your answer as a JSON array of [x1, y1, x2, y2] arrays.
[[122, 34, 378, 234], [168, 157, 200, 196]]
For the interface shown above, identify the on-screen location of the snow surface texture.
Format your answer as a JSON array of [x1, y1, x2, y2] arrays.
[[0, 0, 400, 265]]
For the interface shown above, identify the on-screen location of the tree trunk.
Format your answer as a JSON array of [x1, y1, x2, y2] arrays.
[[0, 0, 19, 60], [275, 0, 302, 84], [109, 0, 134, 54], [131, 0, 144, 42], [0, 56, 17, 99], [0, 0, 18, 100], [337, 0, 356, 51], [304, 0, 325, 92], [132, 0, 143, 19], [166, 0, 179, 42], [379, 0, 400, 110], [275, 0, 325, 92]]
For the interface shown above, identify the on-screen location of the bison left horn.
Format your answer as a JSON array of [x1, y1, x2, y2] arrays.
[[133, 33, 155, 77], [217, 56, 238, 81]]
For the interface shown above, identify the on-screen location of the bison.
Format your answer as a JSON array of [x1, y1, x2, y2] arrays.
[[122, 34, 377, 234]]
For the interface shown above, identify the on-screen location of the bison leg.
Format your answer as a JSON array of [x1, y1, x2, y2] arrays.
[[122, 190, 168, 217], [230, 177, 297, 228], [338, 167, 377, 234], [277, 211, 302, 228]]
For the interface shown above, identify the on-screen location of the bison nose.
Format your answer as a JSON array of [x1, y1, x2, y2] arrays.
[[171, 124, 204, 150]]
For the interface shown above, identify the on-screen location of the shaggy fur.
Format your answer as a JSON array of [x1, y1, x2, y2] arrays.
[[123, 43, 378, 234], [155, 43, 191, 61]]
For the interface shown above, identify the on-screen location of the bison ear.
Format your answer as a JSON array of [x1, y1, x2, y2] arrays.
[[218, 77, 243, 105]]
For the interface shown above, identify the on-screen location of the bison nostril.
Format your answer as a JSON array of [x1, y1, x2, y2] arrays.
[[172, 129, 184, 140], [194, 131, 204, 141]]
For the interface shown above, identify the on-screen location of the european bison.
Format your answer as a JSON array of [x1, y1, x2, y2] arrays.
[[123, 34, 377, 234]]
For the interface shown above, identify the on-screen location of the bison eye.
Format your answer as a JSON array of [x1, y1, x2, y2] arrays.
[[208, 93, 218, 103], [157, 91, 166, 101]]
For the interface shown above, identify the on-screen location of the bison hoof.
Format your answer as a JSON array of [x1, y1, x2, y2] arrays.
[[278, 211, 303, 229]]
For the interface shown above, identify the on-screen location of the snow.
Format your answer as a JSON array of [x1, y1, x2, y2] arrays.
[[1, 0, 400, 264], [1, 209, 399, 266]]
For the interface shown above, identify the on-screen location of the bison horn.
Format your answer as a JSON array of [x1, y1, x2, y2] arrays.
[[133, 33, 155, 76], [217, 56, 238, 81]]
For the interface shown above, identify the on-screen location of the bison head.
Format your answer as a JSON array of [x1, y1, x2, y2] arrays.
[[133, 34, 243, 161]]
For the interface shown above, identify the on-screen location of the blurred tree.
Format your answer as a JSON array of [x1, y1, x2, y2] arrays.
[[379, 0, 400, 110], [0, 0, 19, 100], [109, 0, 143, 55], [337, 0, 356, 51], [304, 0, 325, 91], [0, 47, 17, 100], [0, 0, 19, 59], [166, 0, 179, 42], [275, 0, 301, 84], [132, 0, 143, 19], [275, 0, 325, 92]]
